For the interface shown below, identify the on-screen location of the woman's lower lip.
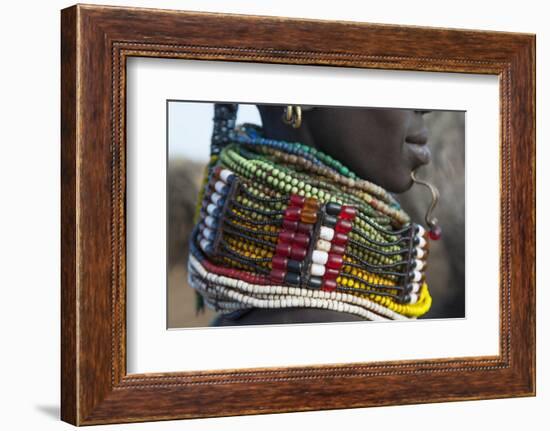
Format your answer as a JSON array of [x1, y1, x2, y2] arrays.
[[407, 143, 432, 165]]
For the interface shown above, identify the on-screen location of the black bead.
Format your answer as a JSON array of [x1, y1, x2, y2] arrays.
[[284, 272, 301, 286], [325, 202, 342, 216], [405, 284, 413, 293], [323, 213, 338, 228], [308, 276, 323, 289], [287, 259, 303, 274]]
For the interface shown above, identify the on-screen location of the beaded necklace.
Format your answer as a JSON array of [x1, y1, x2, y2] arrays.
[[188, 104, 434, 320]]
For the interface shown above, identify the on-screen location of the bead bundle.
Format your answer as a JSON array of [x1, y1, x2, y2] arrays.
[[196, 166, 237, 257], [270, 194, 318, 287], [188, 104, 434, 320], [308, 202, 356, 292]]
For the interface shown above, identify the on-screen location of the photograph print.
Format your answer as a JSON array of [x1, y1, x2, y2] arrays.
[[167, 101, 465, 328]]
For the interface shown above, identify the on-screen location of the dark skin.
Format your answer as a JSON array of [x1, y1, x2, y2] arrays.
[[258, 105, 431, 192], [212, 105, 431, 326]]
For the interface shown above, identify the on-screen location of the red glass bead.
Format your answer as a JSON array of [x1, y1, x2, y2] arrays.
[[293, 233, 310, 248], [329, 244, 346, 255], [428, 225, 442, 240], [282, 219, 298, 231], [271, 255, 288, 270], [297, 222, 314, 234], [290, 246, 307, 261], [269, 269, 286, 283], [339, 205, 357, 220], [289, 194, 306, 207], [321, 279, 337, 292], [335, 219, 352, 234], [332, 232, 348, 246], [326, 254, 343, 270], [323, 267, 339, 280], [278, 230, 295, 244], [275, 242, 291, 257], [284, 206, 301, 221]]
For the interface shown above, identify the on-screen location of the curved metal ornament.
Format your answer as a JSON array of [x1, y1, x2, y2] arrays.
[[282, 105, 302, 128], [411, 168, 441, 237]]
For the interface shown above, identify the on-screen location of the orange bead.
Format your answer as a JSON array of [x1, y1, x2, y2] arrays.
[[304, 197, 320, 211], [300, 211, 317, 224]]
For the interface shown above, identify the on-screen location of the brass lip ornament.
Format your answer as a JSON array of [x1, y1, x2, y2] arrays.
[[411, 168, 442, 240], [282, 105, 302, 128]]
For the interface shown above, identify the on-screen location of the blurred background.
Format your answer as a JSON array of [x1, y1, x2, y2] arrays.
[[167, 101, 465, 328]]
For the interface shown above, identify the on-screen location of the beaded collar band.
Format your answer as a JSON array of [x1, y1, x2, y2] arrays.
[[188, 104, 434, 321]]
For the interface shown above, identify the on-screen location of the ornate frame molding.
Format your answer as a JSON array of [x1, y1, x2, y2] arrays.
[[61, 4, 535, 425]]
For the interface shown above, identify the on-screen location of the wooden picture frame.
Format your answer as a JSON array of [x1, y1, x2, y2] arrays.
[[61, 4, 535, 425]]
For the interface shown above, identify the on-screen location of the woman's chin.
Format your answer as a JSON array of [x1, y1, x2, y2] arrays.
[[373, 174, 414, 194], [353, 163, 416, 194]]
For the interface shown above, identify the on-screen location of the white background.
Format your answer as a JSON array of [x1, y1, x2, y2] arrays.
[[127, 59, 499, 373], [0, 0, 546, 430]]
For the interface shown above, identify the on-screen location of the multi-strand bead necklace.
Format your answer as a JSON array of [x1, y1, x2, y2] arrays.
[[188, 104, 434, 320]]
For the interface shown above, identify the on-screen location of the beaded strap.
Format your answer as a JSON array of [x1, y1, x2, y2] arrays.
[[211, 103, 237, 155]]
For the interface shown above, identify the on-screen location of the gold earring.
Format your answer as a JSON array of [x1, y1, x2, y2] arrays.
[[282, 105, 302, 128]]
